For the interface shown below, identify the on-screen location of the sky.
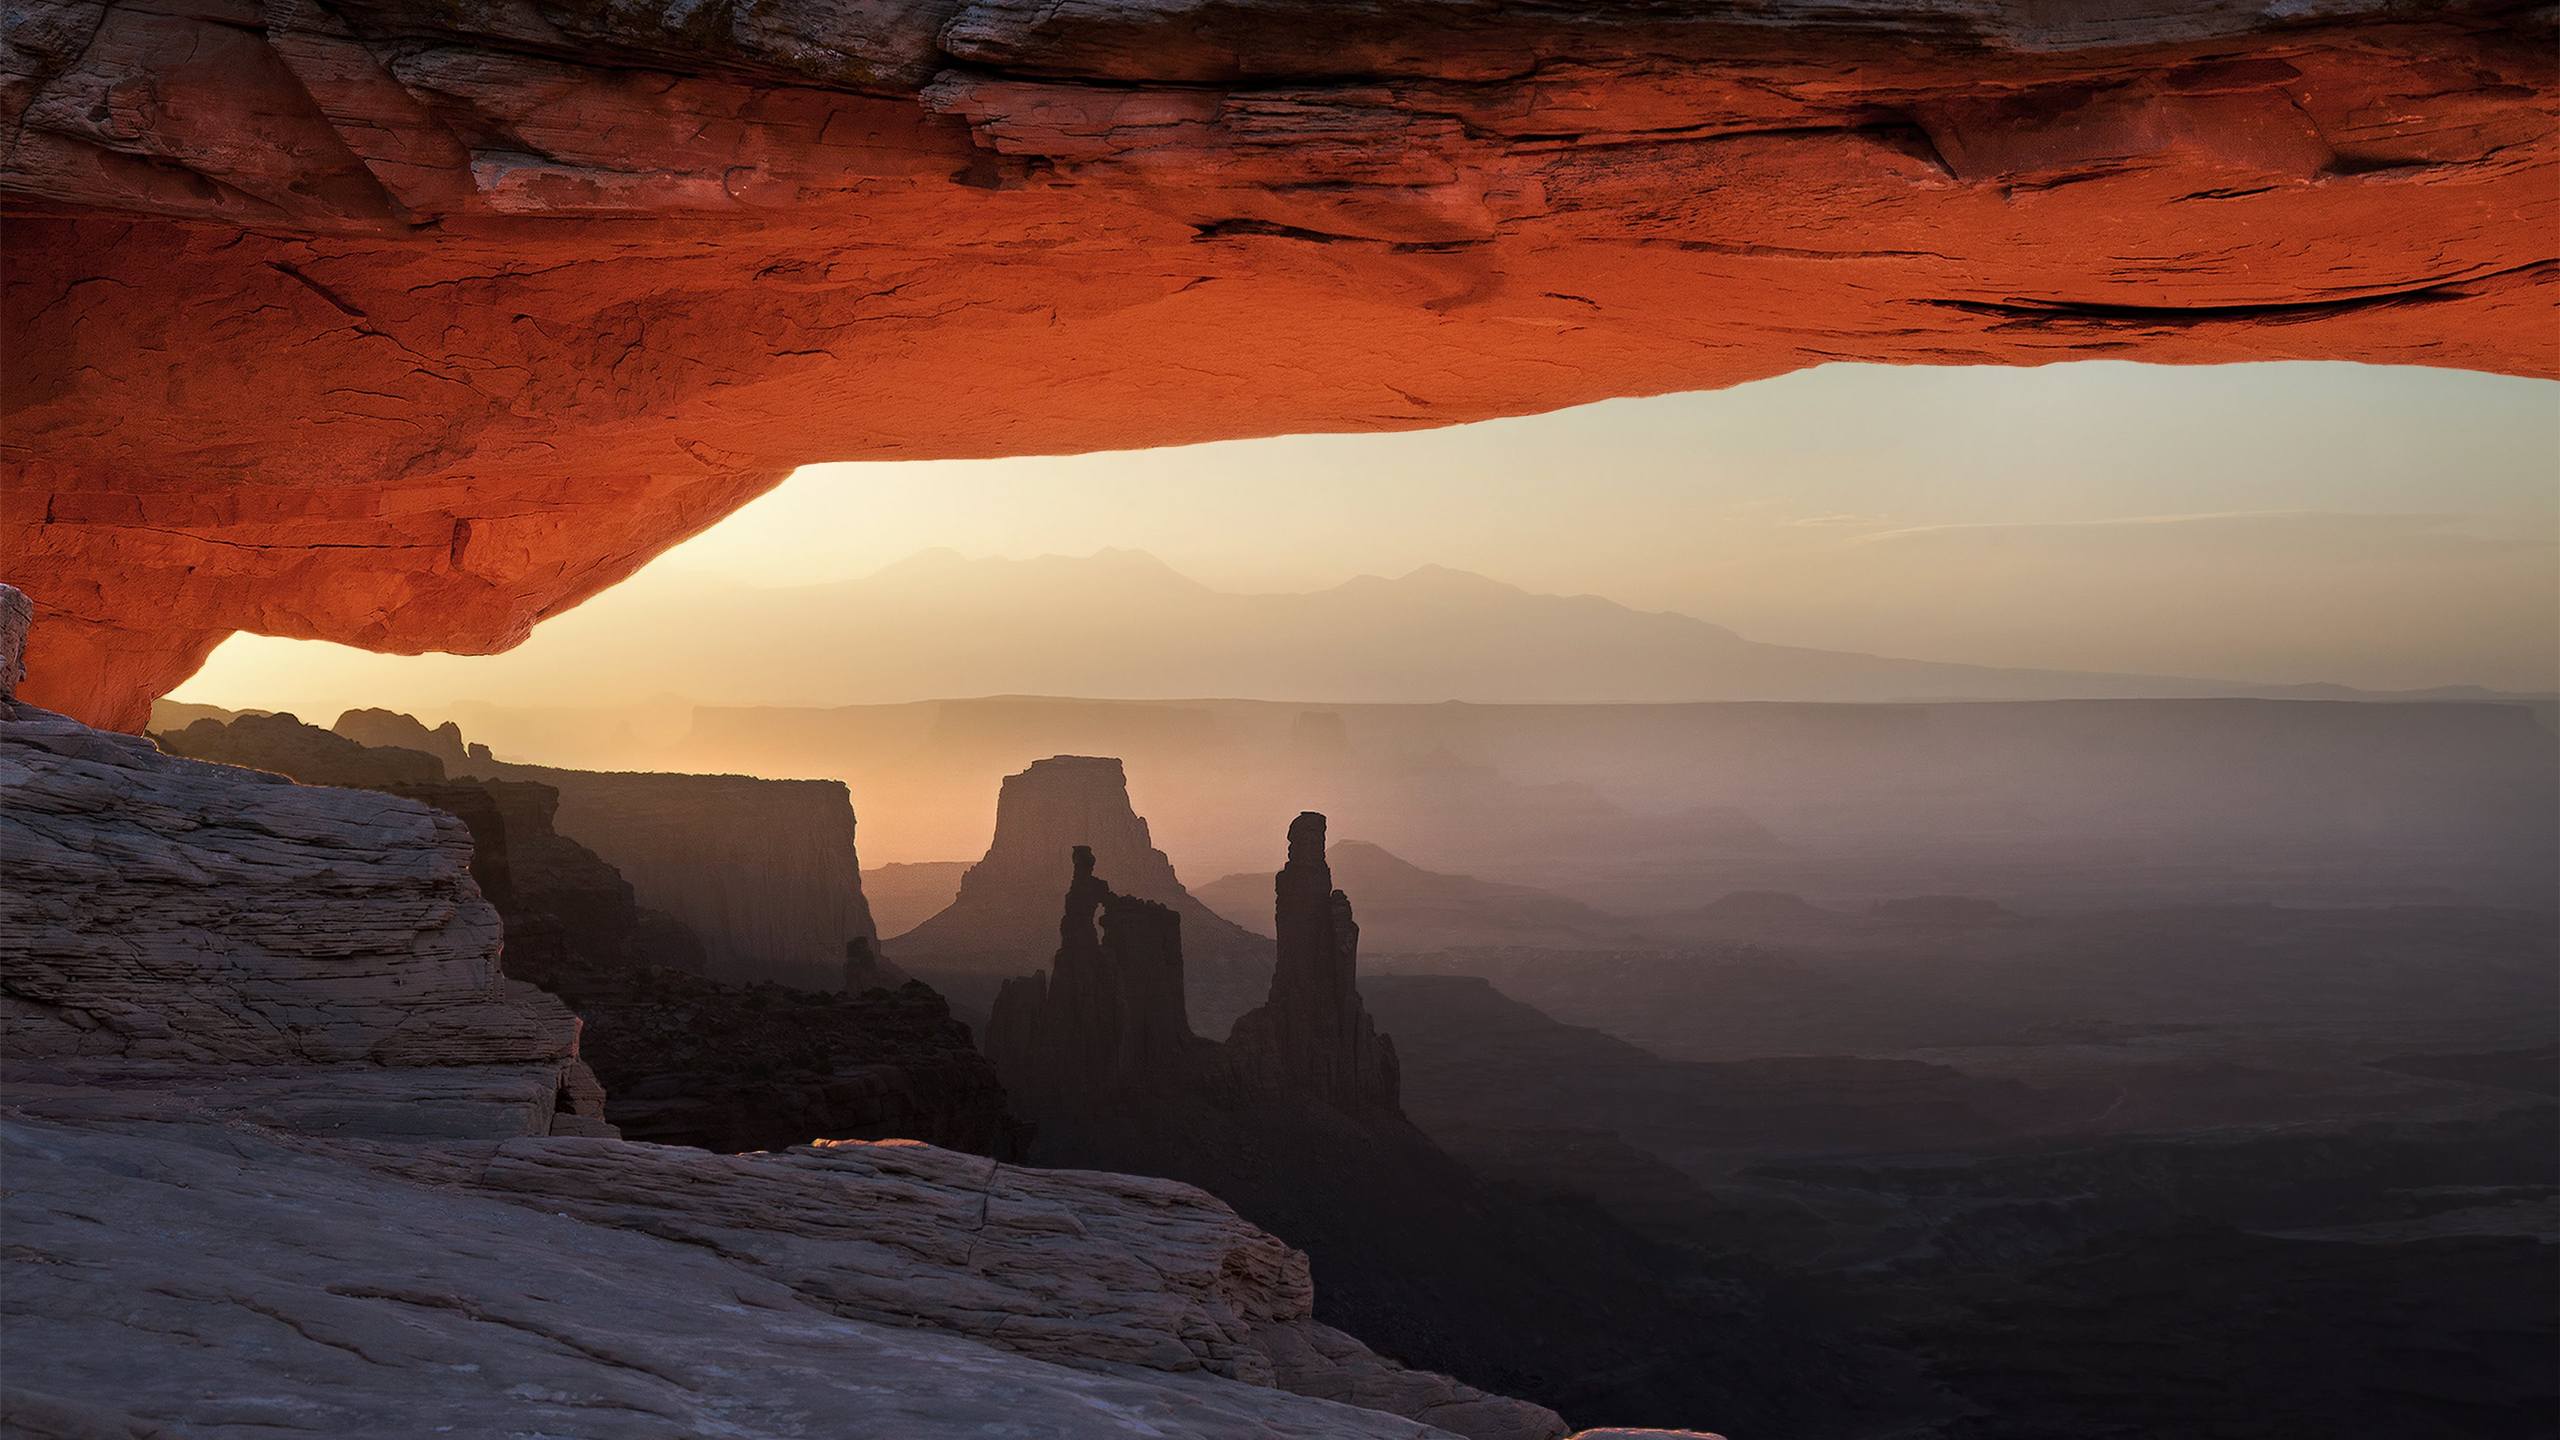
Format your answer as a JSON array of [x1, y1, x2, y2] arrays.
[[175, 360, 2560, 715]]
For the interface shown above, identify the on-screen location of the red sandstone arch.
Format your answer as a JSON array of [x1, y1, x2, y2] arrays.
[[4, 0, 2554, 728]]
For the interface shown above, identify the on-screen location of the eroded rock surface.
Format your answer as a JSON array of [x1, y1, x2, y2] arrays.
[[333, 706, 471, 766], [163, 704, 890, 993], [987, 843, 1208, 1101], [4, 2, 2552, 726], [0, 1111, 1556, 1439], [2, 692, 608, 1138]]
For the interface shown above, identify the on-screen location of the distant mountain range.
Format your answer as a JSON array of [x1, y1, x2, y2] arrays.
[[564, 548, 2528, 705]]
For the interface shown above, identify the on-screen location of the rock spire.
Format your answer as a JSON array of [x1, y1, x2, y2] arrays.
[[1227, 813, 1401, 1111]]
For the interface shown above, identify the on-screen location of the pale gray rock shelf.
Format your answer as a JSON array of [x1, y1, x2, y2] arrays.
[[1, 1114, 1478, 1439]]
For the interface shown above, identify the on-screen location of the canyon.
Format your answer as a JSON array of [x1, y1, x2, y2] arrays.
[[0, 588, 1686, 1439], [976, 807, 1858, 1431], [3, 0, 2553, 1431], [1200, 839, 1646, 953], [1359, 932, 2558, 1435], [447, 756, 888, 992], [622, 691, 2555, 909], [5, 3, 2555, 726], [319, 707, 894, 991]]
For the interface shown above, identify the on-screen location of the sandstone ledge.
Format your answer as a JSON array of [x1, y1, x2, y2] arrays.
[[1, 1109, 1550, 1439], [4, 1, 2553, 726]]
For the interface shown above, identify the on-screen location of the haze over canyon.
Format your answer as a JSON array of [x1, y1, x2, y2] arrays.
[[4, 3, 2555, 1439]]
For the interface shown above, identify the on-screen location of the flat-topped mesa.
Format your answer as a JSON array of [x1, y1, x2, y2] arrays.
[[1228, 813, 1402, 1112], [899, 756, 1268, 981], [155, 707, 889, 993], [354, 712, 889, 993], [985, 846, 1201, 1114]]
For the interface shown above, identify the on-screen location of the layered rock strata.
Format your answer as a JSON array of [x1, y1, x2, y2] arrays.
[[155, 705, 883, 994], [452, 752, 889, 992], [3, 642, 608, 1142], [5, 4, 2556, 729], [0, 1107, 1588, 1439], [0, 587, 1604, 1438]]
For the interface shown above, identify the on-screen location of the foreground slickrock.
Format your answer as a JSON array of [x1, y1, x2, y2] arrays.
[[1, 698, 611, 1139], [0, 590, 1582, 1440], [0, 1111, 1564, 1439], [5, 2, 2553, 727]]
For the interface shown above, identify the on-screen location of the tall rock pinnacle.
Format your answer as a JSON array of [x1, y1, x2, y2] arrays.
[[984, 846, 1201, 1113], [1228, 813, 1400, 1111]]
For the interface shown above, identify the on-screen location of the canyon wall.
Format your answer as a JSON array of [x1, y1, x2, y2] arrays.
[[336, 706, 471, 767], [451, 756, 885, 992], [4, 2, 2553, 727], [154, 708, 887, 992], [158, 709, 1002, 1149], [679, 693, 2560, 909]]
